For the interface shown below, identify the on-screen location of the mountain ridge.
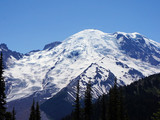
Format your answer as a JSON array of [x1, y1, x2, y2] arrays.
[[0, 43, 23, 68], [3, 29, 160, 101], [1, 29, 160, 120], [61, 73, 160, 120]]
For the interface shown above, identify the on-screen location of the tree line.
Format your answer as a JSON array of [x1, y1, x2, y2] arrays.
[[29, 100, 41, 120], [62, 75, 160, 120], [62, 78, 129, 120], [0, 53, 16, 120]]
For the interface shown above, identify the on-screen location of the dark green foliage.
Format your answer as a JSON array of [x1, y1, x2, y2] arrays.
[[36, 102, 41, 120], [107, 74, 160, 120], [108, 78, 119, 120], [84, 80, 92, 120], [29, 100, 36, 120], [101, 94, 107, 120], [29, 100, 41, 120], [5, 112, 12, 120], [152, 108, 160, 120], [151, 102, 160, 120], [91, 96, 103, 120], [63, 74, 160, 120], [74, 80, 80, 120], [107, 78, 127, 120], [124, 74, 160, 120], [117, 87, 126, 120], [0, 52, 6, 120]]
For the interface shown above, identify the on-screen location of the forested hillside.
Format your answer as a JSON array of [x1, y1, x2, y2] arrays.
[[62, 73, 160, 120]]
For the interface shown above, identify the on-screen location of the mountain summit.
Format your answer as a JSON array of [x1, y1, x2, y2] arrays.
[[3, 29, 160, 120], [4, 29, 160, 102]]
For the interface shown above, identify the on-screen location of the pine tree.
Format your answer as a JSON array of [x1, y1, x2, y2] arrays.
[[84, 80, 92, 120], [151, 102, 160, 120], [0, 52, 6, 120], [12, 107, 16, 120], [35, 102, 41, 120], [108, 78, 119, 120], [151, 108, 160, 120], [5, 112, 12, 120], [101, 94, 106, 120], [117, 87, 130, 120], [29, 100, 36, 120], [107, 78, 129, 120], [117, 88, 124, 120], [74, 80, 80, 120]]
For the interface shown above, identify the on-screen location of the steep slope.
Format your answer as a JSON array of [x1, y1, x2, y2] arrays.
[[0, 43, 23, 68], [62, 73, 160, 120], [115, 32, 160, 65], [3, 29, 160, 120], [40, 60, 150, 120], [123, 73, 160, 120], [98, 73, 160, 120], [41, 63, 116, 120]]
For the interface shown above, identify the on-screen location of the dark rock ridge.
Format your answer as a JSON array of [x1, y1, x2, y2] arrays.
[[43, 41, 62, 50], [0, 43, 23, 68], [115, 33, 160, 65]]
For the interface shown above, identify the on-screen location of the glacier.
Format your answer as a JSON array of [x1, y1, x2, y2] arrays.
[[3, 29, 160, 104]]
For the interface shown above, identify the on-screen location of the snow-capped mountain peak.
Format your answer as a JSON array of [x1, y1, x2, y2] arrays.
[[3, 29, 160, 120], [4, 29, 160, 104]]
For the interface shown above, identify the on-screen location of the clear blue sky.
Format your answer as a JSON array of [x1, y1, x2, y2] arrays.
[[0, 0, 160, 53]]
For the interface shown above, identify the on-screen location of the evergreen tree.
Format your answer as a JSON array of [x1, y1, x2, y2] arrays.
[[0, 52, 6, 120], [151, 102, 160, 120], [124, 113, 130, 120], [74, 80, 80, 120], [117, 88, 124, 120], [108, 78, 129, 120], [84, 80, 92, 120], [35, 102, 41, 120], [108, 78, 119, 120], [101, 94, 107, 120], [12, 107, 16, 120], [118, 87, 130, 120], [29, 100, 41, 120], [29, 100, 36, 120], [5, 112, 12, 120]]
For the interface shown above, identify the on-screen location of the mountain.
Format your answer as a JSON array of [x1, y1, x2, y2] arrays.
[[0, 43, 23, 68], [3, 29, 160, 120], [114, 32, 160, 65], [24, 41, 62, 56], [123, 73, 160, 120], [62, 73, 160, 120]]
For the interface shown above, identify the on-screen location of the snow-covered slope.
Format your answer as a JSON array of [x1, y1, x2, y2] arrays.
[[4, 29, 160, 103], [114, 32, 160, 65]]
